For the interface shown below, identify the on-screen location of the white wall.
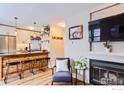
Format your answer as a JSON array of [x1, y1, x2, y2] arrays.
[[64, 12, 89, 83], [64, 13, 89, 59], [64, 3, 124, 83]]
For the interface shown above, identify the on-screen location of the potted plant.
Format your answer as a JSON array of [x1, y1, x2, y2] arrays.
[[103, 40, 112, 52], [44, 25, 50, 32], [74, 58, 87, 70]]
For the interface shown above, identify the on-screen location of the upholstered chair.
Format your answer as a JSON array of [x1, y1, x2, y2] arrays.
[[51, 58, 72, 85]]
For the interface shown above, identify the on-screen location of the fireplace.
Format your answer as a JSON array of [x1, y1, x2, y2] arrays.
[[90, 59, 124, 85]]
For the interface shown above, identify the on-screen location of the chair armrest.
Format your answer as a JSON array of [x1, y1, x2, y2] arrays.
[[52, 65, 56, 75], [69, 66, 73, 82]]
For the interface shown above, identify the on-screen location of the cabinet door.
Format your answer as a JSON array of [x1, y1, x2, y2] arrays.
[[17, 30, 31, 44], [0, 36, 8, 53], [8, 36, 16, 53]]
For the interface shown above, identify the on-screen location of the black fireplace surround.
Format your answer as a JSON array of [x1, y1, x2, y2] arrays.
[[90, 59, 124, 85]]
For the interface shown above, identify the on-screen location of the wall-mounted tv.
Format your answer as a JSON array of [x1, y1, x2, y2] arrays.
[[89, 12, 124, 42]]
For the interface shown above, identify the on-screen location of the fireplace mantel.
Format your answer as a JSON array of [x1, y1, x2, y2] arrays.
[[87, 52, 124, 63], [89, 52, 124, 57]]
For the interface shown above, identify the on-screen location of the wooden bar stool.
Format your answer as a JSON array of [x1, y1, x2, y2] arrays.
[[36, 58, 44, 71], [35, 57, 50, 72], [21, 57, 35, 78], [44, 57, 51, 68], [41, 57, 51, 70], [4, 60, 22, 84]]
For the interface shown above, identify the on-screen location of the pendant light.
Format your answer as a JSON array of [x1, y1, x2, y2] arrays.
[[33, 22, 37, 38], [14, 17, 18, 36]]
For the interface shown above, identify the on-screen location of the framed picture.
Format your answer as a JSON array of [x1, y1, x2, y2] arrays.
[[69, 25, 83, 40]]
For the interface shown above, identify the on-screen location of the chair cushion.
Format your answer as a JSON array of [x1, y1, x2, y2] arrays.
[[56, 59, 69, 72], [52, 71, 72, 82]]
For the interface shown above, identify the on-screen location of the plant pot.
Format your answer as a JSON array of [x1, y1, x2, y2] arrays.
[[106, 47, 112, 53]]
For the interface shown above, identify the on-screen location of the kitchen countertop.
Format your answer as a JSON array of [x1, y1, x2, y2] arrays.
[[0, 51, 49, 57]]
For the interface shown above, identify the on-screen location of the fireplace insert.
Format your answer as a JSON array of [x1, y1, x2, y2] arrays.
[[90, 59, 124, 85]]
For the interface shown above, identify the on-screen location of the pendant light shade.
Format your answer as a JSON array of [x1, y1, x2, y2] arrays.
[[14, 17, 18, 36], [33, 22, 37, 38]]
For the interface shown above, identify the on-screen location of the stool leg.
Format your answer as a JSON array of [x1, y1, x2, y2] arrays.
[[47, 59, 49, 68], [51, 81, 53, 85], [44, 59, 48, 71], [4, 64, 10, 84], [16, 64, 22, 79], [31, 61, 35, 75], [40, 60, 45, 72], [29, 61, 35, 75], [29, 63, 31, 72], [21, 62, 24, 78], [43, 59, 48, 71], [38, 61, 40, 70], [48, 59, 52, 68], [39, 60, 42, 70]]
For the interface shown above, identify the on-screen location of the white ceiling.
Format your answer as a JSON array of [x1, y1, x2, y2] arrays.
[[0, 3, 104, 29]]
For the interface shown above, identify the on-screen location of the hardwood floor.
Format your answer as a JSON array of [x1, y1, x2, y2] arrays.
[[0, 68, 84, 85], [0, 68, 52, 85]]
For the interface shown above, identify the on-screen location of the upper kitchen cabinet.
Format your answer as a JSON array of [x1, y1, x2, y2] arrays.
[[16, 29, 42, 44], [0, 25, 16, 35], [16, 29, 31, 44]]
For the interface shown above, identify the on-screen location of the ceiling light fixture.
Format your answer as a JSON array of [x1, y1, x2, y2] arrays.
[[14, 17, 18, 36], [33, 22, 37, 38]]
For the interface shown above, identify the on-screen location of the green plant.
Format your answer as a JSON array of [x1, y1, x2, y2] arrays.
[[74, 58, 87, 69], [103, 40, 112, 49], [44, 25, 50, 32]]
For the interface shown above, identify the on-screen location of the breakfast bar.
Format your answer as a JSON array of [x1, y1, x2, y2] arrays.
[[0, 51, 49, 80]]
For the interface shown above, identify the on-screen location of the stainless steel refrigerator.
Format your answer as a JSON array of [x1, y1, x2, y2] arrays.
[[0, 35, 16, 54]]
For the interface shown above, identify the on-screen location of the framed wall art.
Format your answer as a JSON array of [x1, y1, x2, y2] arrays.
[[69, 25, 83, 40]]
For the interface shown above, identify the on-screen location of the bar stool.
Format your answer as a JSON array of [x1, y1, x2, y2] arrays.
[[4, 60, 22, 84], [36, 58, 44, 71], [21, 57, 35, 78], [41, 57, 51, 70], [44, 57, 51, 68]]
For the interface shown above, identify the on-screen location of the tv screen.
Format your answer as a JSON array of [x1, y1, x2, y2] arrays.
[[110, 25, 124, 41], [89, 12, 124, 42]]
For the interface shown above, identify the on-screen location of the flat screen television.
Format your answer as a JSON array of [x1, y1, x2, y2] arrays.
[[89, 12, 124, 42], [109, 24, 124, 41]]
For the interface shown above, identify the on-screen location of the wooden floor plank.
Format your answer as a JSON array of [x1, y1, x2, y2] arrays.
[[0, 68, 84, 85], [22, 73, 52, 85], [1, 69, 52, 85]]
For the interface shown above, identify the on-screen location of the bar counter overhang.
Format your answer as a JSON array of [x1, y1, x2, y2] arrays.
[[0, 51, 49, 80]]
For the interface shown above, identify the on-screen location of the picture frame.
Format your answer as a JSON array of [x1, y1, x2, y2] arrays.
[[69, 25, 83, 40]]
